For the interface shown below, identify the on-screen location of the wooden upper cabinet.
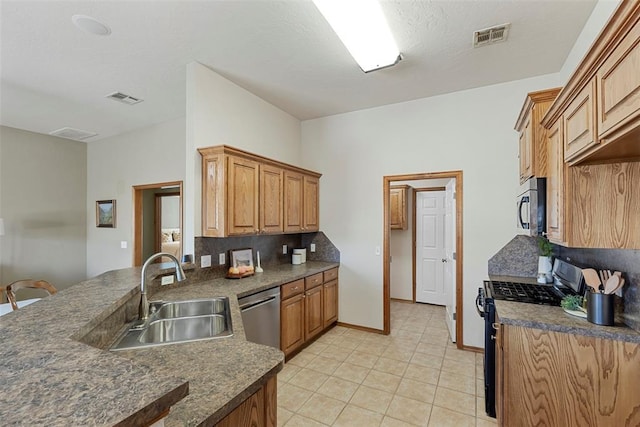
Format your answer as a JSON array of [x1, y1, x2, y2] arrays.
[[259, 164, 283, 234], [389, 186, 408, 230], [227, 156, 260, 235], [597, 17, 640, 145], [542, 1, 640, 165], [303, 175, 319, 232], [284, 171, 303, 233], [284, 171, 320, 233], [563, 79, 598, 162], [515, 88, 561, 183], [198, 145, 321, 237], [546, 119, 567, 245]]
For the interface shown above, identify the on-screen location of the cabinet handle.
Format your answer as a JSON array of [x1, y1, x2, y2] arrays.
[[492, 323, 500, 330], [293, 286, 299, 290]]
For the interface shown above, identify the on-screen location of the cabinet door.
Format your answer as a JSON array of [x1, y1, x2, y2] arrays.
[[519, 115, 533, 183], [546, 119, 566, 245], [259, 164, 283, 234], [323, 279, 338, 328], [283, 171, 303, 233], [564, 79, 598, 162], [280, 294, 304, 356], [227, 156, 259, 235], [389, 187, 407, 230], [597, 19, 640, 140], [304, 285, 323, 341], [303, 175, 319, 232], [201, 153, 225, 237]]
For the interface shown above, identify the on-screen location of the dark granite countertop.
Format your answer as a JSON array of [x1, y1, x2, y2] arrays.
[[0, 261, 338, 426], [489, 275, 640, 344]]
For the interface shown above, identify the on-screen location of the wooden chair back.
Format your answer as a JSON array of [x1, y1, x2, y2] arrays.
[[6, 280, 57, 311]]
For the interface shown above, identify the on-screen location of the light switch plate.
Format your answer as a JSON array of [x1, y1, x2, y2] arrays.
[[219, 253, 226, 265], [310, 243, 316, 253], [201, 255, 212, 268], [375, 246, 381, 256], [282, 245, 288, 254], [120, 241, 127, 249], [161, 275, 174, 286]]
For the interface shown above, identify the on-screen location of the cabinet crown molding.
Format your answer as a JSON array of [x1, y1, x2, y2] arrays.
[[197, 145, 322, 178]]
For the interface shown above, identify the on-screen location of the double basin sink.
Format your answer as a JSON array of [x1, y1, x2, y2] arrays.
[[111, 297, 233, 351]]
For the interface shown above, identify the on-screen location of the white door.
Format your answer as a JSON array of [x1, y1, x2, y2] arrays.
[[416, 191, 446, 305], [444, 179, 457, 342]]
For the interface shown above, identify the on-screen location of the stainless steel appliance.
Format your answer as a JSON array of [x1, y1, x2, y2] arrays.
[[517, 177, 546, 236], [238, 287, 281, 349], [476, 259, 585, 418]]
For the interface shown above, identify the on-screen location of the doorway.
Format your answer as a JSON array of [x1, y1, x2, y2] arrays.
[[133, 181, 183, 266], [383, 171, 463, 349]]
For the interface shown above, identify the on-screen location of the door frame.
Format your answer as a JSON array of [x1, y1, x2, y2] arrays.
[[132, 181, 183, 266], [383, 171, 464, 349], [412, 186, 446, 303]]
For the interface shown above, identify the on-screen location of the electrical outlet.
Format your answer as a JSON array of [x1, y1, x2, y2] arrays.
[[282, 245, 288, 254], [219, 253, 226, 265], [201, 255, 212, 268], [161, 275, 174, 286], [310, 243, 316, 253]]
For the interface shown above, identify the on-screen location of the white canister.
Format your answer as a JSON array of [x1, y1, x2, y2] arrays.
[[292, 253, 302, 265], [293, 248, 306, 263]]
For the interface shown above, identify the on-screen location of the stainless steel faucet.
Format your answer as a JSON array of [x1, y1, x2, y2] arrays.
[[140, 252, 186, 321]]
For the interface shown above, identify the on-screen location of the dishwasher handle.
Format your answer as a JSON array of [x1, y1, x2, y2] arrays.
[[239, 295, 278, 312]]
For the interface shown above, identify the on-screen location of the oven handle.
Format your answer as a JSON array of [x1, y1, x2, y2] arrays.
[[476, 289, 484, 318]]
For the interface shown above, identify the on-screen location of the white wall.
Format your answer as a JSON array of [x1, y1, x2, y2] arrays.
[[184, 62, 301, 255], [0, 126, 87, 291], [86, 117, 185, 277], [390, 186, 413, 301], [301, 73, 562, 348]]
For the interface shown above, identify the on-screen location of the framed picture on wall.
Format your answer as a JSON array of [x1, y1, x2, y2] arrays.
[[230, 248, 254, 269], [96, 199, 116, 228]]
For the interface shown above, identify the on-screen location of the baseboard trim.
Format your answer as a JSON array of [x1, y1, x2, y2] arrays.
[[462, 345, 483, 353], [336, 322, 385, 335]]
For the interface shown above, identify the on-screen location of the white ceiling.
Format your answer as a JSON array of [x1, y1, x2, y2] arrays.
[[0, 0, 598, 142]]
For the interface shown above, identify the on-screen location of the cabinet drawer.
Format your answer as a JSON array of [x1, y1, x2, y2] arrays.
[[305, 273, 323, 290], [323, 268, 338, 282], [281, 279, 304, 300]]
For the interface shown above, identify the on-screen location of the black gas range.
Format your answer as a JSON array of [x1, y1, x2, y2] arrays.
[[485, 280, 563, 306], [476, 259, 586, 419]]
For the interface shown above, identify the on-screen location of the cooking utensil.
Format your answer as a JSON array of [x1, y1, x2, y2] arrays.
[[582, 269, 602, 293], [611, 278, 625, 294], [604, 275, 620, 294]]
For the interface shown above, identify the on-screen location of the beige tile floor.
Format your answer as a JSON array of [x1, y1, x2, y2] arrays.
[[277, 300, 497, 427]]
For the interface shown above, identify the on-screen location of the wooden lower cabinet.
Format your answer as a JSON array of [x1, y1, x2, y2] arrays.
[[280, 292, 304, 355], [216, 376, 277, 427], [323, 280, 338, 328], [281, 268, 339, 357], [497, 324, 640, 426], [304, 284, 323, 341]]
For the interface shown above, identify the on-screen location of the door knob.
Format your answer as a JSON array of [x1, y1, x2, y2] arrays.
[[442, 258, 447, 263]]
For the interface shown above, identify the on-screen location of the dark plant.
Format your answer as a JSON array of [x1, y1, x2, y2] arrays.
[[538, 236, 553, 257]]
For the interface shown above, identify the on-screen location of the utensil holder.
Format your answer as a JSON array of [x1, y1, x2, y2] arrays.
[[587, 292, 615, 326]]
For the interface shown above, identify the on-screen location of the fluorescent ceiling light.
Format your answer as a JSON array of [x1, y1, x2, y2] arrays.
[[313, 0, 401, 73]]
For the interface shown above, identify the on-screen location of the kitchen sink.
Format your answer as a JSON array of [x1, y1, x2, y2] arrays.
[[110, 297, 233, 351], [149, 298, 227, 319], [139, 315, 229, 344]]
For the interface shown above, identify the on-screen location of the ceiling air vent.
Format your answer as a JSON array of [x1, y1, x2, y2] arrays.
[[105, 91, 143, 105], [473, 23, 510, 48], [49, 127, 97, 141]]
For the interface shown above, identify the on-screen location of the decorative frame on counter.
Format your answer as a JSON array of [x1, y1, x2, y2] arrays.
[[230, 248, 254, 269], [96, 199, 116, 228]]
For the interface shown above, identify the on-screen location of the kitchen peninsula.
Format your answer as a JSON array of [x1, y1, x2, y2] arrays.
[[0, 261, 339, 426]]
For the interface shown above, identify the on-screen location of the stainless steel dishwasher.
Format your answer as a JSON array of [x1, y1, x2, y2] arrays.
[[238, 287, 280, 349]]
